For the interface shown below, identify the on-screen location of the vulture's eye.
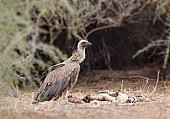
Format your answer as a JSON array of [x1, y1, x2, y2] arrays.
[[81, 41, 92, 48], [81, 42, 88, 47]]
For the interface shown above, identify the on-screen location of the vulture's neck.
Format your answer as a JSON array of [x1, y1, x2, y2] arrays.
[[66, 48, 85, 64]]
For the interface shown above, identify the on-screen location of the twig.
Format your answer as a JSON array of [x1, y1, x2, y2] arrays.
[[163, 81, 168, 90], [73, 32, 84, 40], [114, 75, 153, 80], [129, 76, 150, 91], [120, 80, 124, 92], [150, 70, 160, 96], [129, 76, 150, 80], [85, 24, 117, 39], [143, 78, 149, 91]]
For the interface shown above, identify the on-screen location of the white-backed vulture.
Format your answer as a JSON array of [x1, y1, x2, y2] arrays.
[[34, 40, 92, 102]]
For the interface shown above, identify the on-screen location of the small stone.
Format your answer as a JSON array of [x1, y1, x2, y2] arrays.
[[127, 96, 138, 103], [144, 98, 152, 102], [117, 93, 129, 104], [91, 100, 100, 107]]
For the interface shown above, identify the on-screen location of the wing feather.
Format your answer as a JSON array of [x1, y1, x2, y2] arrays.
[[39, 63, 65, 85], [34, 63, 80, 102]]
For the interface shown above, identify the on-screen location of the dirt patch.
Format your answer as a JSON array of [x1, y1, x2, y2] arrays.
[[1, 68, 170, 119]]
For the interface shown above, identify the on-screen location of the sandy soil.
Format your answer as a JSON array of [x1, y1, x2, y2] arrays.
[[1, 68, 170, 119]]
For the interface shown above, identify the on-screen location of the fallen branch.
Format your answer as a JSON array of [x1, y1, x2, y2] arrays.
[[149, 70, 160, 97]]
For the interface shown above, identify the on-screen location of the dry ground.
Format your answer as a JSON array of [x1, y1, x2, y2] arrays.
[[1, 67, 170, 119]]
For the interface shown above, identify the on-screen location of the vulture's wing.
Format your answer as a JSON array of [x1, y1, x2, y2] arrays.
[[42, 63, 65, 75], [39, 63, 65, 85], [34, 63, 80, 102]]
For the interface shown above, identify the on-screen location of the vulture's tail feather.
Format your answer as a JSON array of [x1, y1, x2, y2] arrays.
[[34, 79, 69, 102]]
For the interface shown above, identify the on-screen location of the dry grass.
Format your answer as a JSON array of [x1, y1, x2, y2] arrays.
[[1, 68, 170, 119]]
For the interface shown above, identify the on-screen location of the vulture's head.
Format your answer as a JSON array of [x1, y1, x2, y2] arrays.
[[77, 40, 92, 50]]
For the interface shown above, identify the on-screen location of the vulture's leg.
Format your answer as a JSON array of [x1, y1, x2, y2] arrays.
[[64, 89, 69, 103], [52, 96, 60, 101]]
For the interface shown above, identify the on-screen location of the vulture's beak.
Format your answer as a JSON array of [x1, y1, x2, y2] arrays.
[[86, 42, 92, 47]]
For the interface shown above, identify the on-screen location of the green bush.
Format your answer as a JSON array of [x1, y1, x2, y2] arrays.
[[0, 0, 70, 96], [133, 0, 170, 69]]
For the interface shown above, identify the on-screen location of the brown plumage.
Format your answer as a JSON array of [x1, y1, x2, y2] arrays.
[[34, 40, 92, 102]]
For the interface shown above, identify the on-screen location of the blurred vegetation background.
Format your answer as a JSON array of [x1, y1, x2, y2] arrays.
[[0, 0, 169, 97]]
